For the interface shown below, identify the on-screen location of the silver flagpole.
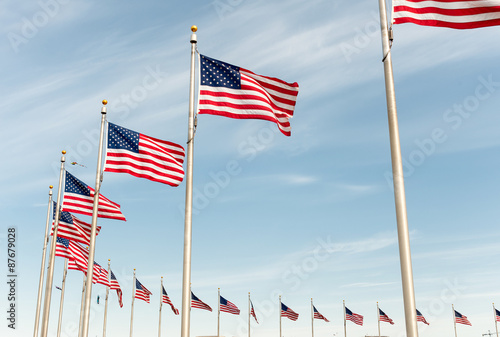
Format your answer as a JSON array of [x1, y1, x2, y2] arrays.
[[377, 302, 381, 337], [311, 298, 314, 337], [343, 300, 346, 337], [279, 295, 282, 337], [452, 304, 457, 337], [81, 100, 108, 337], [56, 259, 68, 337], [33, 185, 53, 337], [217, 288, 221, 337], [248, 293, 251, 337], [102, 260, 111, 337], [78, 274, 86, 337], [377, 1, 418, 337], [40, 150, 66, 337], [130, 269, 136, 337], [494, 303, 499, 337], [180, 25, 198, 337], [158, 277, 163, 337]]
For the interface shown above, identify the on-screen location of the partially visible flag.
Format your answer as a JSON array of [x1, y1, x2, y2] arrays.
[[416, 309, 429, 325], [104, 123, 185, 187], [62, 171, 126, 221], [220, 296, 240, 315], [393, 0, 500, 29], [379, 308, 394, 325], [198, 54, 299, 137], [455, 310, 472, 326], [55, 286, 62, 291], [250, 299, 258, 323], [345, 307, 363, 326], [281, 302, 299, 321], [135, 278, 152, 303], [51, 202, 101, 245], [191, 292, 212, 312], [162, 285, 179, 315], [55, 237, 73, 260], [313, 305, 330, 322], [495, 308, 500, 322], [68, 259, 81, 271], [110, 270, 123, 308], [95, 262, 110, 287]]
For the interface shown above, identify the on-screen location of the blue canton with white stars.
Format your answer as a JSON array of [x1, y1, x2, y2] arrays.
[[108, 123, 140, 153], [65, 171, 91, 196], [52, 202, 73, 223], [200, 55, 241, 89], [56, 236, 70, 247]]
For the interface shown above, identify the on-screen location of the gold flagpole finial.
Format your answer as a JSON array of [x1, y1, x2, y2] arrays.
[[108, 259, 110, 262], [62, 150, 66, 155], [102, 99, 108, 105], [161, 276, 163, 279], [191, 25, 197, 32], [49, 185, 53, 189]]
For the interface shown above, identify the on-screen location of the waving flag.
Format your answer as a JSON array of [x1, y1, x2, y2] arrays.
[[104, 123, 185, 186], [379, 308, 394, 325], [62, 171, 126, 221], [416, 309, 429, 325], [455, 310, 472, 326], [95, 262, 110, 287], [135, 279, 152, 303], [191, 292, 212, 312], [51, 203, 101, 245], [110, 270, 123, 308], [250, 299, 258, 323], [313, 305, 330, 322], [220, 296, 240, 315], [281, 302, 299, 321], [495, 308, 500, 322], [198, 54, 299, 137], [345, 307, 363, 326], [55, 237, 73, 259], [162, 286, 179, 315], [393, 0, 500, 29]]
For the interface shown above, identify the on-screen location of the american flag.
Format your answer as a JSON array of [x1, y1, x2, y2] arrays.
[[55, 237, 73, 259], [94, 262, 110, 287], [378, 308, 394, 325], [51, 203, 101, 245], [104, 123, 185, 187], [134, 278, 152, 303], [162, 285, 179, 315], [220, 295, 240, 315], [250, 299, 258, 323], [110, 270, 123, 307], [198, 54, 299, 137], [345, 307, 363, 326], [281, 302, 299, 321], [416, 309, 429, 325], [313, 305, 330, 322], [62, 171, 126, 221], [191, 292, 212, 312], [454, 310, 472, 326], [393, 0, 500, 29], [496, 308, 500, 322]]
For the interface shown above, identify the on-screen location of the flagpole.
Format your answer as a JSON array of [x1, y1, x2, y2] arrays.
[[102, 260, 111, 337], [494, 303, 499, 337], [377, 1, 418, 337], [452, 304, 457, 337], [56, 259, 68, 337], [40, 150, 66, 337], [130, 269, 136, 337], [279, 296, 282, 337], [78, 274, 86, 337], [377, 302, 381, 337], [81, 100, 108, 337], [343, 300, 346, 337], [33, 185, 53, 337], [159, 277, 163, 337], [311, 298, 314, 337], [180, 25, 198, 337], [218, 288, 221, 337], [248, 293, 251, 337]]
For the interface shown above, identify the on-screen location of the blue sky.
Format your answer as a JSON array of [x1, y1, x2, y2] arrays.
[[1, 0, 499, 337]]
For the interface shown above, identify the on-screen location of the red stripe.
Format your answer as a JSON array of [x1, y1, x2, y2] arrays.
[[394, 4, 500, 16], [394, 16, 500, 28]]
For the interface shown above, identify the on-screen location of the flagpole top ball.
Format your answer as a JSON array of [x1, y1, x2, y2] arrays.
[[102, 99, 108, 105], [62, 150, 66, 155], [191, 25, 197, 32], [49, 185, 53, 189]]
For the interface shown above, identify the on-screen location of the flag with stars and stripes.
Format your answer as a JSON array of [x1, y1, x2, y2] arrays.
[[51, 202, 101, 245], [198, 54, 299, 137], [94, 262, 110, 287], [250, 299, 258, 323], [162, 285, 179, 315], [191, 292, 212, 312], [496, 308, 500, 322], [416, 309, 429, 325], [281, 302, 299, 321], [55, 237, 73, 260], [313, 305, 330, 322], [110, 270, 123, 308], [104, 123, 185, 187], [220, 295, 240, 315], [135, 278, 152, 303], [379, 308, 394, 325], [62, 171, 126, 221], [345, 307, 363, 326], [455, 310, 472, 326]]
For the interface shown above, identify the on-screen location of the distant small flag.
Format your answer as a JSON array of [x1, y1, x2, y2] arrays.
[[379, 308, 394, 325], [345, 307, 363, 326], [220, 295, 240, 315], [416, 309, 429, 325], [97, 295, 100, 304], [250, 299, 258, 323], [55, 286, 62, 291], [70, 162, 87, 168], [110, 270, 123, 308], [495, 308, 500, 322], [62, 171, 126, 221], [95, 262, 110, 287], [162, 286, 179, 315], [313, 305, 330, 322], [191, 292, 212, 312], [135, 278, 152, 303], [281, 302, 299, 321], [51, 202, 101, 245], [198, 54, 299, 137], [455, 310, 472, 326]]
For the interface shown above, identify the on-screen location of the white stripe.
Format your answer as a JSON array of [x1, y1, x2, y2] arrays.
[[393, 0, 500, 10], [393, 10, 500, 22]]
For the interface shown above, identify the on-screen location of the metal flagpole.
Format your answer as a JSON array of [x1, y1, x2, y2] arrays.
[[452, 304, 457, 337], [33, 185, 53, 337], [56, 259, 68, 337], [494, 303, 499, 337], [102, 260, 111, 337], [180, 25, 198, 337], [81, 100, 108, 337], [377, 302, 381, 337], [279, 295, 282, 337], [130, 269, 136, 337], [311, 298, 314, 337], [217, 288, 221, 337], [158, 277, 163, 337], [40, 150, 66, 337], [248, 293, 251, 337], [343, 300, 346, 337], [78, 274, 86, 337], [377, 1, 418, 337]]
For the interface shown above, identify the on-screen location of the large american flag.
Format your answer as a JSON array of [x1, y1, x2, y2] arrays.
[[313, 305, 330, 322], [51, 203, 101, 245], [162, 285, 179, 315], [393, 0, 500, 29], [250, 299, 258, 323], [220, 295, 240, 315], [345, 307, 363, 326], [191, 292, 212, 312], [62, 171, 126, 221], [198, 54, 299, 137], [378, 308, 394, 325], [134, 278, 152, 303], [416, 309, 429, 325], [104, 123, 185, 187], [281, 302, 299, 321], [454, 310, 472, 326], [110, 270, 123, 307]]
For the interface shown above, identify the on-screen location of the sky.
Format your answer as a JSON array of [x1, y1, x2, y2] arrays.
[[1, 0, 499, 337]]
